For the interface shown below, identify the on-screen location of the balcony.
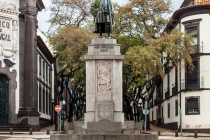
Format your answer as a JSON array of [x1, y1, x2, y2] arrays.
[[165, 91, 170, 99], [181, 77, 204, 90], [146, 80, 153, 90], [172, 84, 177, 95], [194, 42, 203, 53]]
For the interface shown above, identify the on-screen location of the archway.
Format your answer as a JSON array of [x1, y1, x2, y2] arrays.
[[0, 74, 9, 124]]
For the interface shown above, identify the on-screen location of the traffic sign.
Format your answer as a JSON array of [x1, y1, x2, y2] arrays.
[[143, 109, 149, 115], [55, 105, 61, 112]]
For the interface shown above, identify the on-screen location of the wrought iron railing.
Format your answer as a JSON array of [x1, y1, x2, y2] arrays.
[[181, 77, 204, 90], [194, 42, 203, 53], [172, 86, 177, 95], [165, 91, 170, 99]]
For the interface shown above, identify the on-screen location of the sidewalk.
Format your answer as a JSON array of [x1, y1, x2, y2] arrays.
[[0, 125, 56, 140], [149, 124, 210, 140]]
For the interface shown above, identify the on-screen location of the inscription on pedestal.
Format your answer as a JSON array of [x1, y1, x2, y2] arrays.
[[94, 45, 114, 52]]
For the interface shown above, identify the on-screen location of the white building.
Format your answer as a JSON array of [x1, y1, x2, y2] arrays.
[[37, 29, 54, 128], [147, 0, 210, 133]]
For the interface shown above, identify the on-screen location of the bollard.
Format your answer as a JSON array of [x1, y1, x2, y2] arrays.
[[47, 128, 50, 135], [194, 131, 197, 138], [10, 128, 13, 135], [29, 128, 33, 135], [158, 131, 161, 136], [175, 130, 178, 137]]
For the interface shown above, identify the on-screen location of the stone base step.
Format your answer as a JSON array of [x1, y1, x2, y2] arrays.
[[122, 129, 142, 134], [50, 134, 158, 140], [0, 124, 29, 132], [68, 129, 142, 135]]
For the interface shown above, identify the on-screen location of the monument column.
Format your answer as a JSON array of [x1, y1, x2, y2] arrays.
[[18, 0, 40, 131]]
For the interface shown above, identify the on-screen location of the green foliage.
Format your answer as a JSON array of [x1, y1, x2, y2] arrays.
[[50, 26, 97, 87], [91, 0, 100, 13]]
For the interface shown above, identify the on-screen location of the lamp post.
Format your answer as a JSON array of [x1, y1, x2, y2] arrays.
[[138, 98, 142, 129], [61, 100, 66, 131]]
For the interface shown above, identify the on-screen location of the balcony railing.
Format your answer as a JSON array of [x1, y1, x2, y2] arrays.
[[194, 42, 203, 53], [165, 91, 170, 99], [172, 86, 177, 95], [181, 77, 204, 90]]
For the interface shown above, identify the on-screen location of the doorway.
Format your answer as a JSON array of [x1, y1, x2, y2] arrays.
[[0, 74, 9, 124]]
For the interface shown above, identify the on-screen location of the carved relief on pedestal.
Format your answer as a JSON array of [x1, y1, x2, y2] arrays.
[[96, 102, 113, 121], [97, 61, 111, 94]]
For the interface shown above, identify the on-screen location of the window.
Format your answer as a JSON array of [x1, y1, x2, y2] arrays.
[[185, 96, 200, 115], [49, 92, 51, 115], [168, 103, 170, 118], [156, 108, 159, 120], [46, 65, 48, 82], [49, 69, 51, 84], [175, 100, 178, 116], [39, 57, 41, 75], [184, 20, 201, 53], [43, 62, 45, 79], [46, 91, 48, 115], [186, 61, 199, 89], [186, 27, 198, 49], [43, 88, 45, 113], [39, 86, 42, 112]]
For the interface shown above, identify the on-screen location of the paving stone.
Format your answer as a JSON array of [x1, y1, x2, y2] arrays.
[[105, 135, 117, 140], [128, 135, 134, 140], [79, 135, 92, 140], [116, 135, 129, 140], [134, 130, 140, 134], [65, 134, 72, 140], [92, 135, 104, 140], [72, 135, 80, 140], [139, 134, 145, 139], [134, 135, 140, 140], [50, 134, 66, 140]]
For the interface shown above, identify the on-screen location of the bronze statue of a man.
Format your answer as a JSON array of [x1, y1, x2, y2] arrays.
[[90, 0, 114, 37]]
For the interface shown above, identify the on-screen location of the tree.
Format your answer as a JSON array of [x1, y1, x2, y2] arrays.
[[112, 0, 194, 124], [48, 0, 92, 34], [50, 25, 96, 123], [48, 0, 194, 129]]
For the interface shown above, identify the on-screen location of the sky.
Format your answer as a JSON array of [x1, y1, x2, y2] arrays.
[[37, 0, 183, 33]]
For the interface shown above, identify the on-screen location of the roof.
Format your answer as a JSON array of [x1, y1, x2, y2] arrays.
[[37, 36, 54, 64], [165, 4, 210, 32]]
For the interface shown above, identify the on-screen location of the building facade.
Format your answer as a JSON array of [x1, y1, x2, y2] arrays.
[[147, 0, 210, 132], [37, 29, 54, 128], [0, 0, 53, 131]]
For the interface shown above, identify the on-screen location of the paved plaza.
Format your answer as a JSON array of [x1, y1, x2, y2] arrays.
[[0, 124, 210, 140]]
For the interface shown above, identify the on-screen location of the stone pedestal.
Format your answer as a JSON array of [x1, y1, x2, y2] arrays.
[[50, 38, 158, 139], [83, 38, 125, 131]]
